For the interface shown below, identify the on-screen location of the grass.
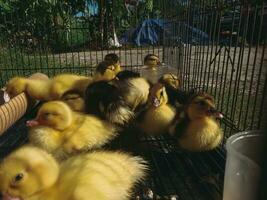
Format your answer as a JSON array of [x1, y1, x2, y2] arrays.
[[0, 47, 93, 86]]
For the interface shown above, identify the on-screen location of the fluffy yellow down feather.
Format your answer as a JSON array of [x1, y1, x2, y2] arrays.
[[0, 146, 147, 200]]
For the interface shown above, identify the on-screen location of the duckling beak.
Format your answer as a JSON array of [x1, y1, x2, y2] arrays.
[[26, 119, 39, 127], [207, 108, 223, 119], [153, 97, 161, 107], [2, 193, 22, 200], [114, 77, 119, 81]]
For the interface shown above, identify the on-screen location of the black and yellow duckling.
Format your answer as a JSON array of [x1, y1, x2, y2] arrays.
[[169, 92, 224, 151], [61, 89, 85, 112], [93, 61, 117, 82], [114, 70, 151, 111], [104, 53, 122, 74], [85, 80, 134, 126], [137, 83, 176, 135]]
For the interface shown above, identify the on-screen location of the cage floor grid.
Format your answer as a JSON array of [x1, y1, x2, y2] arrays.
[[0, 112, 226, 200]]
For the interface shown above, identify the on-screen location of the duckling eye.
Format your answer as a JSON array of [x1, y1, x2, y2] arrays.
[[14, 173, 24, 182], [197, 101, 205, 106], [44, 112, 50, 116], [44, 112, 58, 117]]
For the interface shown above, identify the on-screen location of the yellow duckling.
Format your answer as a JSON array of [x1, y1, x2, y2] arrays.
[[6, 74, 92, 101], [104, 53, 122, 74], [49, 74, 92, 100], [158, 73, 181, 90], [138, 83, 176, 135], [158, 73, 186, 107], [0, 146, 147, 200], [93, 61, 117, 82], [169, 93, 224, 151], [27, 101, 117, 161], [61, 90, 85, 112]]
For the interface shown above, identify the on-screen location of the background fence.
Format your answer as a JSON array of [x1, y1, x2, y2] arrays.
[[0, 1, 266, 199]]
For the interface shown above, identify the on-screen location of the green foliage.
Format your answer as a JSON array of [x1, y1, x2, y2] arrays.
[[0, 0, 87, 52]]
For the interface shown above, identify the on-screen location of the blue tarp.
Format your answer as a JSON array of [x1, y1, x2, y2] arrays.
[[120, 19, 209, 46]]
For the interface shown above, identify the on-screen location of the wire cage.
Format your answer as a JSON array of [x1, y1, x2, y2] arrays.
[[0, 0, 266, 199]]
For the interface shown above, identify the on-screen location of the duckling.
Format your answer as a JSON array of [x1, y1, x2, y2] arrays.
[[49, 74, 93, 100], [93, 61, 117, 82], [140, 54, 161, 84], [61, 90, 85, 112], [169, 92, 224, 151], [144, 54, 161, 69], [114, 70, 151, 111], [104, 53, 122, 74], [6, 74, 92, 101], [158, 73, 181, 90], [27, 101, 117, 161], [0, 146, 147, 200], [85, 81, 134, 126], [137, 83, 176, 135], [158, 73, 188, 107]]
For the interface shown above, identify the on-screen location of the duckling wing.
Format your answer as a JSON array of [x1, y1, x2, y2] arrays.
[[62, 115, 118, 154], [28, 126, 68, 161]]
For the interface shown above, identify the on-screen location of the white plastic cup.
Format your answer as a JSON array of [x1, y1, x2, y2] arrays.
[[223, 131, 265, 200]]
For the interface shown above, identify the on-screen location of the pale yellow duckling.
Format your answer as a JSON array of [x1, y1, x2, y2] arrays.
[[0, 146, 147, 200], [27, 101, 117, 161], [6, 74, 92, 101], [169, 93, 224, 151], [138, 83, 176, 135]]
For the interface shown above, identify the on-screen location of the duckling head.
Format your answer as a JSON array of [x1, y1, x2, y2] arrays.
[[0, 146, 59, 200], [5, 77, 27, 98], [148, 83, 168, 108], [144, 54, 161, 69], [104, 53, 121, 74], [61, 90, 85, 112], [94, 61, 116, 82], [26, 101, 73, 131], [158, 73, 181, 90], [187, 93, 223, 120], [115, 70, 140, 81]]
